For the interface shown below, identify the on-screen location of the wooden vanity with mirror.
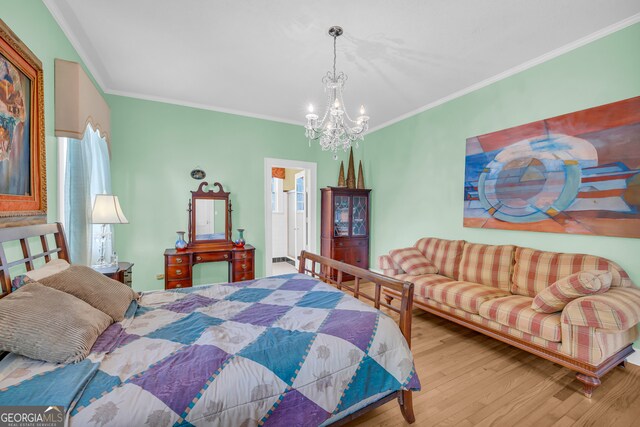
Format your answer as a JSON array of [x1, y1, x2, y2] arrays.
[[164, 182, 255, 289]]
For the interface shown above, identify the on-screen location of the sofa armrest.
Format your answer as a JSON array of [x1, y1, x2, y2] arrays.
[[561, 287, 640, 331], [378, 254, 405, 277]]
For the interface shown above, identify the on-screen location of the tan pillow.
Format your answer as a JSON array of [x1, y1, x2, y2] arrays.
[[0, 282, 112, 363], [38, 265, 138, 322], [389, 247, 438, 275], [25, 258, 70, 282], [531, 270, 612, 313]]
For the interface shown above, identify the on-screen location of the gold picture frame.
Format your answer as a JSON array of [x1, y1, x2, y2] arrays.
[[0, 18, 46, 227]]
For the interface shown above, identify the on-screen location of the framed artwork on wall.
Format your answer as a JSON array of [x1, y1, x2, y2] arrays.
[[0, 18, 46, 227], [464, 96, 640, 239]]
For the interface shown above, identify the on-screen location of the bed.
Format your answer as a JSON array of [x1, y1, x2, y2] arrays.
[[0, 223, 419, 426]]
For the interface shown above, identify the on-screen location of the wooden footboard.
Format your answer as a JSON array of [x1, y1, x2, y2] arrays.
[[298, 251, 416, 424]]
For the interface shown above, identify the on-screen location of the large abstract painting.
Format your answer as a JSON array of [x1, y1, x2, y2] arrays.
[[0, 19, 45, 226], [464, 96, 640, 238]]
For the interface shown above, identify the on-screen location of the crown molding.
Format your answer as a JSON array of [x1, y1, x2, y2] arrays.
[[104, 88, 304, 127], [367, 13, 640, 133], [43, 0, 108, 91]]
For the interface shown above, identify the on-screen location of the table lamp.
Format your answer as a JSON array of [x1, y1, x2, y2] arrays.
[[92, 194, 129, 267]]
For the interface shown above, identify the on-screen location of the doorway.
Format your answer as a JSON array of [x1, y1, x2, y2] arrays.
[[264, 158, 317, 277]]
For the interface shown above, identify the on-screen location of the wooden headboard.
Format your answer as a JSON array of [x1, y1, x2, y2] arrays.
[[0, 222, 70, 298]]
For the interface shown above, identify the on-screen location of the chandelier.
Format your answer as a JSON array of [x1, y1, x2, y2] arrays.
[[305, 26, 369, 159]]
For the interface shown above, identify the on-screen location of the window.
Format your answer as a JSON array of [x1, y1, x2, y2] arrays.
[[271, 177, 283, 212], [58, 125, 111, 265], [296, 176, 305, 212]]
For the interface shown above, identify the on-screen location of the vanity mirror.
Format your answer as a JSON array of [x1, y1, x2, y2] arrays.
[[188, 182, 232, 247]]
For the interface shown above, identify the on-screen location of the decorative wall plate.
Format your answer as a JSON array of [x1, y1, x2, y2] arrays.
[[190, 167, 206, 180]]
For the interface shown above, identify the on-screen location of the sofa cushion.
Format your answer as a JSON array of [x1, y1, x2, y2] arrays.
[[512, 247, 631, 298], [532, 270, 612, 313], [426, 281, 510, 314], [395, 273, 455, 299], [378, 254, 404, 276], [390, 247, 438, 275], [479, 295, 561, 342], [415, 238, 465, 279], [458, 243, 515, 291]]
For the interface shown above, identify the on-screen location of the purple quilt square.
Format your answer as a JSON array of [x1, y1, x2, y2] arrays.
[[405, 371, 421, 391], [130, 344, 230, 415], [319, 309, 378, 352], [231, 303, 291, 327], [91, 323, 140, 353], [263, 389, 331, 426], [278, 279, 317, 292], [163, 293, 217, 313]]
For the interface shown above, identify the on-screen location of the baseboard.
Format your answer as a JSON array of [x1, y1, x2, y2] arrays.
[[628, 347, 640, 366], [272, 257, 296, 266]]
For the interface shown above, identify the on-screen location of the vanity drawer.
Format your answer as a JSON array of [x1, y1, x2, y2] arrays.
[[232, 250, 253, 260], [233, 260, 253, 273], [166, 254, 189, 265], [194, 252, 230, 263], [166, 279, 192, 289], [233, 271, 255, 282], [166, 265, 190, 279]]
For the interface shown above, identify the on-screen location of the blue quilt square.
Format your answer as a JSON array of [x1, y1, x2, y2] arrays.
[[296, 291, 344, 309], [145, 312, 225, 345], [239, 327, 315, 384], [226, 287, 274, 303], [71, 370, 121, 415]]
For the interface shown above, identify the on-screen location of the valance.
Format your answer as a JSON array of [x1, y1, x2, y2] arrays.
[[54, 59, 110, 148]]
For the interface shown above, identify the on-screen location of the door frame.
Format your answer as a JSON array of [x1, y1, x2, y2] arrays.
[[264, 158, 317, 277]]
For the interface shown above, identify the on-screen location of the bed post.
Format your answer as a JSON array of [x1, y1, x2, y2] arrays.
[[399, 390, 415, 423]]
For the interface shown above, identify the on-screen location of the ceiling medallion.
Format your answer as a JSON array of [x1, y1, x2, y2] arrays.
[[304, 26, 369, 159]]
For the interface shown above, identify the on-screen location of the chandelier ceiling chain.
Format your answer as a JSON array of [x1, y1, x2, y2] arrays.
[[305, 26, 369, 159]]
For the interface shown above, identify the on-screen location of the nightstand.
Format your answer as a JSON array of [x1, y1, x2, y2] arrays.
[[94, 262, 134, 287]]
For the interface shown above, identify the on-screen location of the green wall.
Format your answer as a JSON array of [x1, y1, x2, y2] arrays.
[[1, 0, 102, 223], [107, 95, 342, 291], [363, 23, 640, 285]]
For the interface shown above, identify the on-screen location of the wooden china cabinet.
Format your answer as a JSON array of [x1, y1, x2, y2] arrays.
[[321, 187, 371, 279]]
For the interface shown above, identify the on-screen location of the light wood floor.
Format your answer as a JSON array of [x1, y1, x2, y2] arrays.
[[345, 307, 640, 427]]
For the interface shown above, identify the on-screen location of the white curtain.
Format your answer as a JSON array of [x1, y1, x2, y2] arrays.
[[62, 125, 111, 265]]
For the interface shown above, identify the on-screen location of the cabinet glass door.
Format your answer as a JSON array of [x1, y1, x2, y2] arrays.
[[334, 195, 350, 237], [352, 196, 367, 236]]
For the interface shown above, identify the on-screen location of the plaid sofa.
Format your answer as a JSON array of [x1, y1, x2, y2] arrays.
[[379, 238, 640, 397]]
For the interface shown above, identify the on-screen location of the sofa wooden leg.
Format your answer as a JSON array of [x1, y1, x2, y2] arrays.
[[398, 390, 415, 424], [576, 373, 601, 398], [618, 360, 627, 369]]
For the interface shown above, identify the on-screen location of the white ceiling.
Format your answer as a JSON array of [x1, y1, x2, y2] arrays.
[[45, 0, 640, 130]]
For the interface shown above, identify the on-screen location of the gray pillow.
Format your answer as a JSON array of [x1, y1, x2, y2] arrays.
[[37, 265, 138, 322], [0, 282, 112, 363]]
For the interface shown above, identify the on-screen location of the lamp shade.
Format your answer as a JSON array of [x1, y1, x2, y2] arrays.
[[91, 195, 129, 224]]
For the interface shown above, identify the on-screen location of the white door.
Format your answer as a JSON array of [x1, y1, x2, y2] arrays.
[[294, 170, 307, 267], [287, 191, 296, 260]]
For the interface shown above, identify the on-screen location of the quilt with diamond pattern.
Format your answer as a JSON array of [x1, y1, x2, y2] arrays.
[[0, 273, 420, 426]]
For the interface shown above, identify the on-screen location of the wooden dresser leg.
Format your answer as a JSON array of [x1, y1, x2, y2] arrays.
[[385, 295, 394, 305], [576, 373, 601, 398], [398, 390, 415, 424]]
